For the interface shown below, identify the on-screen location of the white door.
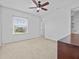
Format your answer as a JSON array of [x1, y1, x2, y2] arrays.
[[71, 10, 79, 34]]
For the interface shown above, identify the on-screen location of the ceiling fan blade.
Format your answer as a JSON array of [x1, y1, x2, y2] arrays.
[[32, 0, 38, 6], [41, 2, 49, 7], [29, 7, 37, 9], [41, 8, 48, 11]]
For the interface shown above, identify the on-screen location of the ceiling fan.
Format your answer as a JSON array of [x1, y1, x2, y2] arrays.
[[29, 0, 49, 12]]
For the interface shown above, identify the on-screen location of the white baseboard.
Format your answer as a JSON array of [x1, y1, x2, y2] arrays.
[[59, 33, 70, 40], [45, 33, 70, 41], [45, 36, 58, 41]]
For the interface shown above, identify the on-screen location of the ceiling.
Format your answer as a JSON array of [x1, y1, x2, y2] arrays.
[[0, 0, 79, 16]]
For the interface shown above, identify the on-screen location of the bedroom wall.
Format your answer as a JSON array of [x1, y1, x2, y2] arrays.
[[0, 6, 2, 46], [43, 0, 79, 40], [1, 0, 79, 41], [1, 6, 41, 43], [43, 8, 71, 40]]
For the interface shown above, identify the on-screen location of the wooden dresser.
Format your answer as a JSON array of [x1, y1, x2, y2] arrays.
[[58, 33, 79, 59]]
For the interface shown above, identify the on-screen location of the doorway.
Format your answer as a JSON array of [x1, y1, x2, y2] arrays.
[[71, 8, 79, 34]]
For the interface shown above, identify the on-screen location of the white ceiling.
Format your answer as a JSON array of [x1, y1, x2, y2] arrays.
[[0, 0, 79, 16]]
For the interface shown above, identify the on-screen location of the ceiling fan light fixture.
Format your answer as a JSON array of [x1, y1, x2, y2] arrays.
[[37, 7, 41, 10], [29, 0, 49, 12]]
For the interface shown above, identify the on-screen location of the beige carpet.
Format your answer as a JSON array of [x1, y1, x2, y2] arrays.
[[0, 37, 57, 59]]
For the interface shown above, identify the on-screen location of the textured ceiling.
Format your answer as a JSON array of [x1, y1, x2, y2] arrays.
[[0, 0, 51, 16], [0, 0, 79, 16]]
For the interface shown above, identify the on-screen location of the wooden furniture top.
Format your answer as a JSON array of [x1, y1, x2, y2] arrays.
[[59, 33, 79, 47]]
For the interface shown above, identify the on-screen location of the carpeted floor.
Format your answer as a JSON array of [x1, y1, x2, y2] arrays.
[[0, 37, 57, 59]]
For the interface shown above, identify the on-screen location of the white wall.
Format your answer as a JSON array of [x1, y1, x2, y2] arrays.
[[1, 0, 79, 41], [1, 6, 41, 43], [0, 6, 2, 46], [44, 8, 71, 40], [43, 0, 79, 40]]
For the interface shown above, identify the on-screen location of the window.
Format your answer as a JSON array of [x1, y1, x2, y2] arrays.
[[13, 16, 28, 34]]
